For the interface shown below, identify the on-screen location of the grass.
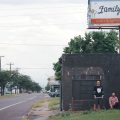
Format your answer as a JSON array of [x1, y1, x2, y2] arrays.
[[49, 110, 120, 120], [32, 99, 48, 108], [21, 116, 28, 120], [21, 97, 60, 120], [0, 94, 17, 99], [48, 98, 60, 110]]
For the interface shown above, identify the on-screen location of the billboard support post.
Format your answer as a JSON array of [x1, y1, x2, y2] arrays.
[[119, 27, 120, 53]]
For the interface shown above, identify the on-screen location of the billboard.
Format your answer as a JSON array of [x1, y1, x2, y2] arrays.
[[88, 0, 120, 28]]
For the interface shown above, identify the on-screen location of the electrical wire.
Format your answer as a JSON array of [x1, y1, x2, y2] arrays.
[[0, 22, 83, 28], [0, 12, 85, 17], [0, 42, 67, 47], [20, 67, 52, 70], [0, 5, 85, 11]]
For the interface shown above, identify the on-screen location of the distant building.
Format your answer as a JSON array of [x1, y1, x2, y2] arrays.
[[48, 76, 60, 85], [47, 76, 60, 97]]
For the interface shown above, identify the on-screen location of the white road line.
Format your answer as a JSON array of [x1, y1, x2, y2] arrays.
[[0, 96, 37, 111]]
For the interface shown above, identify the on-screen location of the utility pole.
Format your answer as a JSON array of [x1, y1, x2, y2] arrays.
[[15, 68, 20, 94], [119, 27, 120, 53], [0, 56, 4, 72], [0, 56, 4, 96], [16, 68, 20, 73], [7, 62, 14, 94], [7, 62, 14, 73]]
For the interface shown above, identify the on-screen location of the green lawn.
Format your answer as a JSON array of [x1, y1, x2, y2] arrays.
[[32, 97, 59, 110], [48, 98, 59, 110], [49, 110, 120, 120], [32, 99, 47, 108], [0, 94, 17, 99]]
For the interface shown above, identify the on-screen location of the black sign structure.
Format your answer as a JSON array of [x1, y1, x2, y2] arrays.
[[61, 53, 120, 110]]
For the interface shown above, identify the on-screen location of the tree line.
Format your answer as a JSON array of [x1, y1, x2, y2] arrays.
[[0, 70, 42, 96], [53, 31, 119, 80]]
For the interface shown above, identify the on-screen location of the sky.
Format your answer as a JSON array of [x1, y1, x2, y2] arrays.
[[0, 0, 88, 87]]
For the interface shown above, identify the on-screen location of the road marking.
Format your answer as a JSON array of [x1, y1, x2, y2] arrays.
[[0, 96, 37, 111]]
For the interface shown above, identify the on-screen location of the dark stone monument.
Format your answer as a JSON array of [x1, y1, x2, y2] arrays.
[[61, 53, 120, 111]]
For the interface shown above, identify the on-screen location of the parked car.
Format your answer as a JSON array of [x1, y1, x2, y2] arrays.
[[28, 91, 32, 94], [49, 89, 60, 97]]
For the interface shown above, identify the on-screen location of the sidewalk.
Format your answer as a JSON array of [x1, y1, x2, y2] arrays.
[[28, 96, 59, 120]]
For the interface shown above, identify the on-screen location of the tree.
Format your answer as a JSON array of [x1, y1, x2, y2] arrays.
[[0, 69, 42, 95], [0, 71, 11, 96], [45, 83, 50, 91], [16, 75, 41, 93], [53, 61, 61, 80], [53, 31, 119, 80], [29, 81, 42, 93], [64, 31, 118, 54], [92, 31, 118, 53]]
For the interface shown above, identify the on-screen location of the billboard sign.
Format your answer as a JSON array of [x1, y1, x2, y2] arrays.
[[88, 0, 120, 28]]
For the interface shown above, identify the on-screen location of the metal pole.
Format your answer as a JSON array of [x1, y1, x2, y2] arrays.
[[7, 62, 14, 74], [7, 63, 14, 94], [119, 27, 120, 53], [0, 56, 4, 72]]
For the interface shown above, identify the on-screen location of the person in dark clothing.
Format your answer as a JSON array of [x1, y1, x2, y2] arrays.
[[93, 80, 104, 111]]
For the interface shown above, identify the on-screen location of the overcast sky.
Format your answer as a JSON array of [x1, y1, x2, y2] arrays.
[[0, 0, 87, 4], [0, 0, 88, 87]]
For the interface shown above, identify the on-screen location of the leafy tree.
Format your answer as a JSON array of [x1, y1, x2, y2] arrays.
[[45, 83, 50, 91], [92, 31, 118, 53], [16, 75, 41, 93], [0, 69, 42, 95], [29, 81, 42, 93], [0, 71, 11, 96], [53, 61, 61, 80], [53, 31, 119, 80]]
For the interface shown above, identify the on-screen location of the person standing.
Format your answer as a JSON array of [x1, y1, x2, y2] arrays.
[[93, 80, 104, 111], [109, 92, 119, 109]]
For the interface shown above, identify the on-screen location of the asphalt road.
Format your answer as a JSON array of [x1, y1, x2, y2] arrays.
[[0, 93, 46, 120]]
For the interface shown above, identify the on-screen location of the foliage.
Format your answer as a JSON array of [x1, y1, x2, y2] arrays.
[[0, 70, 42, 95], [53, 62, 61, 80], [53, 31, 119, 80], [64, 31, 118, 53], [0, 71, 11, 95], [45, 83, 50, 91]]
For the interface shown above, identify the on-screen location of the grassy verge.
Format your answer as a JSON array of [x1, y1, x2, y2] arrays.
[[49, 110, 120, 120], [32, 99, 48, 108], [0, 94, 17, 99], [48, 98, 60, 110], [22, 97, 60, 120], [32, 97, 60, 110], [21, 116, 28, 120]]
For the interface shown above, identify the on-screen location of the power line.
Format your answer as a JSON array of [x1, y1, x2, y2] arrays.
[[0, 11, 85, 17], [0, 5, 84, 11], [0, 43, 67, 47], [20, 67, 52, 70], [0, 23, 82, 28]]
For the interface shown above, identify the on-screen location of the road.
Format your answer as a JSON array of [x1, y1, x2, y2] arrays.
[[0, 93, 46, 120]]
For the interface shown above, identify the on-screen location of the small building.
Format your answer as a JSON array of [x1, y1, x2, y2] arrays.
[[61, 53, 120, 111]]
